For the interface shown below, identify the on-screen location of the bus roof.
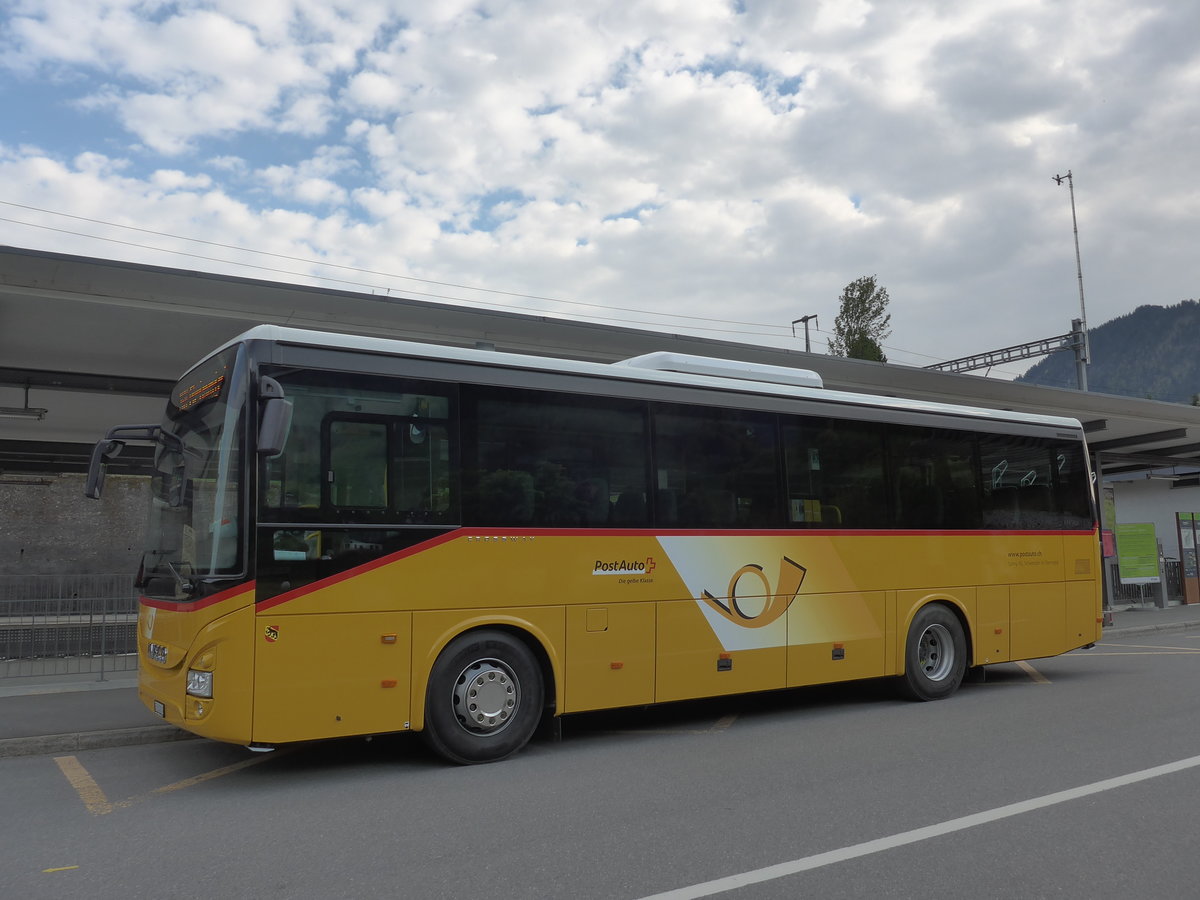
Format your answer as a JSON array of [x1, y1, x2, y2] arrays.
[[215, 324, 1086, 436]]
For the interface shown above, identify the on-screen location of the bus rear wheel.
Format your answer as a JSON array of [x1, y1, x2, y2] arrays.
[[422, 629, 544, 764], [898, 604, 966, 701]]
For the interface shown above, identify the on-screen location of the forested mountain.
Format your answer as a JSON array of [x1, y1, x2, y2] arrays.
[[1016, 300, 1200, 403]]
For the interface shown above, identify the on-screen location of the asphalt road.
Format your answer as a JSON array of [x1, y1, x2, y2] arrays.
[[5, 630, 1200, 899]]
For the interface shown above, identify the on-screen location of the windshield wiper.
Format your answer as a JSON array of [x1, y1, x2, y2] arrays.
[[164, 560, 195, 596]]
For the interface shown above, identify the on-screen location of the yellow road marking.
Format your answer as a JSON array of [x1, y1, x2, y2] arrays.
[[43, 866, 80, 873], [1015, 660, 1051, 684], [55, 751, 283, 817], [710, 714, 738, 733], [145, 754, 280, 800], [54, 756, 114, 816]]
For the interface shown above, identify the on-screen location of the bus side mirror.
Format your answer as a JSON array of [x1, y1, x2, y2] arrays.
[[258, 377, 293, 457], [84, 424, 164, 500], [85, 439, 124, 499]]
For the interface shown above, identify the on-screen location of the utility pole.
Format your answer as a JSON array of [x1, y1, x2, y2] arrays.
[[1053, 170, 1090, 390], [791, 315, 818, 353]]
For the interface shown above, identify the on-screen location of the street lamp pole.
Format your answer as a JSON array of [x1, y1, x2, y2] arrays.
[[791, 314, 818, 353], [1053, 170, 1090, 389]]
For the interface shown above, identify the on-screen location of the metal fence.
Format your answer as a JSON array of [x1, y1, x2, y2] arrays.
[[1105, 559, 1184, 608], [0, 574, 139, 680]]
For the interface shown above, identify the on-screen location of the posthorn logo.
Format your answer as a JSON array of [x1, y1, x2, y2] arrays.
[[593, 557, 656, 575], [701, 557, 806, 628]]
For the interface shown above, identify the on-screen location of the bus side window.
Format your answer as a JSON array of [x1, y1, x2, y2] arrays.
[[466, 387, 649, 528], [652, 405, 780, 529], [393, 419, 453, 521], [1053, 443, 1094, 528], [259, 371, 458, 525], [888, 427, 980, 530], [783, 418, 887, 529], [328, 419, 388, 508], [980, 435, 1062, 529]]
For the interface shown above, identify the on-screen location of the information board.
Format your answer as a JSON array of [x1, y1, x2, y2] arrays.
[[1116, 522, 1160, 584]]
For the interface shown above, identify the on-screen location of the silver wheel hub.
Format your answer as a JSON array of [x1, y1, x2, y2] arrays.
[[917, 623, 955, 682], [452, 658, 520, 734]]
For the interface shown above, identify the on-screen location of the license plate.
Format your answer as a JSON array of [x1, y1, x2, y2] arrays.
[[154, 700, 165, 718]]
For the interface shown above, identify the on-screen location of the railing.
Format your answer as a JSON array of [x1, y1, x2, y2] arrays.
[[1165, 560, 1184, 601], [1104, 559, 1184, 608], [0, 575, 139, 680]]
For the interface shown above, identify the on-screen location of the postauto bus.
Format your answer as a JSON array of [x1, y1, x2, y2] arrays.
[[87, 325, 1101, 763]]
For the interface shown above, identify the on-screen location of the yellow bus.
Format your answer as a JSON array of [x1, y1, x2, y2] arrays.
[[87, 325, 1101, 763]]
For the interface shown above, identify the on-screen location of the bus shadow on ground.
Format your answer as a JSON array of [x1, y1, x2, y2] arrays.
[[211, 679, 906, 775], [202, 662, 1084, 775], [560, 676, 903, 740]]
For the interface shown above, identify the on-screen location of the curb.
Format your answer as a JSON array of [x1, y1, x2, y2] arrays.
[[0, 724, 197, 759], [1104, 624, 1200, 638], [1103, 619, 1200, 639]]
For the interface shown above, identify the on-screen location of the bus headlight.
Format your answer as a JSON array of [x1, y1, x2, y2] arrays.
[[186, 670, 214, 699]]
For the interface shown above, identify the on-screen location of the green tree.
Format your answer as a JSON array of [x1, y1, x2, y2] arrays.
[[828, 275, 891, 362]]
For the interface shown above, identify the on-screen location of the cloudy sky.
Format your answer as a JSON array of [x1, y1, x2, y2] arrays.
[[1, 0, 1197, 376]]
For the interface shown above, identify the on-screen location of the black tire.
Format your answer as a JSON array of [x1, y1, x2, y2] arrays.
[[422, 629, 545, 764], [897, 604, 967, 701]]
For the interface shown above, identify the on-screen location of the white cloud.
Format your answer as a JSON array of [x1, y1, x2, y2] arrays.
[[4, 1, 365, 153], [1, 0, 1198, 372], [256, 146, 354, 207], [150, 169, 213, 191]]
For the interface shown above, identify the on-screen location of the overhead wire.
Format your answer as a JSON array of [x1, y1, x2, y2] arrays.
[[0, 214, 813, 338], [0, 200, 792, 333], [0, 199, 1032, 377]]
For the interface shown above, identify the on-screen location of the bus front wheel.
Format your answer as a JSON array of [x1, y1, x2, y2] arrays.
[[422, 629, 545, 764], [898, 604, 966, 701]]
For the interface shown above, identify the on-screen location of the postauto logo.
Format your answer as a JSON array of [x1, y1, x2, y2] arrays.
[[592, 557, 656, 576]]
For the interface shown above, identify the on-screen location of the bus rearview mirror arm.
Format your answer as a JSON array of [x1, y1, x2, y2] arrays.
[[84, 424, 163, 499]]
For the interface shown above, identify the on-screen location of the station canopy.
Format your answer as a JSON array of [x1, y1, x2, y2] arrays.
[[3, 245, 1200, 480]]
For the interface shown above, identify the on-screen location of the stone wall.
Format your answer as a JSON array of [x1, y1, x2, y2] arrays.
[[0, 474, 148, 576]]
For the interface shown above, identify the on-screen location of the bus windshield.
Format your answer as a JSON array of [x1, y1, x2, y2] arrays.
[[141, 344, 246, 598]]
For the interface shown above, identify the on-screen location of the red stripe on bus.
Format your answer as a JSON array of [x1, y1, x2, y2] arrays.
[[420, 526, 1098, 538], [256, 529, 467, 610], [141, 581, 256, 612]]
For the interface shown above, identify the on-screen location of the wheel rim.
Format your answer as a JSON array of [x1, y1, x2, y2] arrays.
[[917, 623, 955, 682], [451, 657, 521, 735]]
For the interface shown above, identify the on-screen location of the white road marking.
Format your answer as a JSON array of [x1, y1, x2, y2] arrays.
[[637, 752, 1200, 900]]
